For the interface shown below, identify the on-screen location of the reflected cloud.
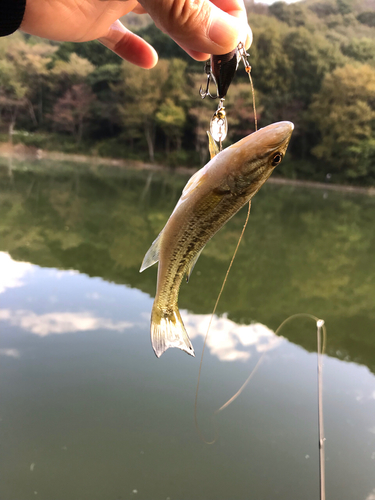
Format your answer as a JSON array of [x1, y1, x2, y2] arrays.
[[0, 309, 133, 336], [0, 252, 33, 294], [366, 489, 375, 500], [184, 312, 282, 362], [0, 348, 20, 358], [49, 269, 78, 279]]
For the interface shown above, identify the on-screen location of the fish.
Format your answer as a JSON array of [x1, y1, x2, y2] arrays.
[[140, 121, 294, 358]]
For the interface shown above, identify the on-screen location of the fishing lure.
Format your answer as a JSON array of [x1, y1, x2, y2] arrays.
[[200, 42, 253, 147]]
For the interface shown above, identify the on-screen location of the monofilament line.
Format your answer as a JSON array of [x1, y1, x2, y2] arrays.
[[317, 318, 326, 500], [194, 201, 251, 444], [247, 70, 258, 132]]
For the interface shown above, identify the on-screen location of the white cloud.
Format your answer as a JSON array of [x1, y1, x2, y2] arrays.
[[0, 252, 33, 294], [184, 312, 282, 362], [0, 348, 20, 358], [0, 309, 133, 336]]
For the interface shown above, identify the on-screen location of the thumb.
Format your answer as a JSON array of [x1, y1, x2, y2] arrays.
[[138, 0, 252, 58]]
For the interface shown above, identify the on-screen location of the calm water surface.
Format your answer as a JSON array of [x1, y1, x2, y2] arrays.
[[1, 159, 375, 500]]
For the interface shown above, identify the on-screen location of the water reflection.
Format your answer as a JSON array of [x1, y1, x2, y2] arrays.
[[0, 252, 281, 362], [185, 313, 282, 362], [0, 348, 21, 358], [1, 162, 375, 373], [1, 162, 375, 500], [0, 252, 33, 293], [0, 309, 134, 336]]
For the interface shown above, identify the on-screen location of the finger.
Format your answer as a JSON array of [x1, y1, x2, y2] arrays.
[[210, 0, 247, 24], [98, 20, 158, 69], [139, 0, 252, 55], [184, 49, 210, 61], [132, 3, 148, 14], [210, 0, 252, 49]]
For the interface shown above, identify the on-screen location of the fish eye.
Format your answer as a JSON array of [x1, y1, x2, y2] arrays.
[[271, 152, 283, 167]]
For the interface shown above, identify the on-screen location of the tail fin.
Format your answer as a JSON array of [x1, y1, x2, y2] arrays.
[[151, 304, 195, 358]]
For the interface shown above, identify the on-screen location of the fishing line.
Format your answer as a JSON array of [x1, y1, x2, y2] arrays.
[[247, 70, 258, 132], [194, 202, 251, 444], [237, 41, 258, 133], [194, 54, 259, 442], [195, 312, 327, 500]]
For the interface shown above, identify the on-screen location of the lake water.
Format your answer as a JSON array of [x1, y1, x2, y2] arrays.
[[1, 158, 375, 500]]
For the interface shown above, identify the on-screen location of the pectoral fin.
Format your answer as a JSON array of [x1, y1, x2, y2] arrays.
[[207, 131, 219, 159], [186, 247, 204, 283], [140, 231, 163, 272]]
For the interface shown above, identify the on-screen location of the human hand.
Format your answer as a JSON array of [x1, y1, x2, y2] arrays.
[[20, 0, 252, 69]]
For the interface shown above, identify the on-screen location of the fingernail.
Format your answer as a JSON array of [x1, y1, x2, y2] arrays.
[[209, 16, 241, 48], [237, 21, 252, 50], [245, 25, 253, 50]]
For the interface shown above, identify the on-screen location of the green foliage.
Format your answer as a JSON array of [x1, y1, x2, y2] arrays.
[[341, 38, 375, 64], [54, 40, 122, 67], [357, 11, 375, 27], [2, 0, 375, 184], [156, 99, 185, 132], [269, 2, 307, 26], [309, 64, 375, 181]]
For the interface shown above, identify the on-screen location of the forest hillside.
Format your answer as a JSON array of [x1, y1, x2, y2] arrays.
[[0, 0, 375, 185]]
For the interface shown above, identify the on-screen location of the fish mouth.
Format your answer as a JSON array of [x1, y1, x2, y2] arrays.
[[259, 121, 294, 151]]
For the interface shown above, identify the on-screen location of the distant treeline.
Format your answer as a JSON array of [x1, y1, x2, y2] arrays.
[[0, 0, 375, 184]]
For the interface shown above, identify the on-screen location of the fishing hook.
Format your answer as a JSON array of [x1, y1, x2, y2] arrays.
[[199, 42, 251, 100], [199, 48, 239, 101], [199, 42, 253, 146], [199, 61, 218, 99]]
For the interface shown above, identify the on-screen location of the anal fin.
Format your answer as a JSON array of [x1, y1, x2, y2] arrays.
[[186, 248, 204, 283], [140, 231, 163, 272]]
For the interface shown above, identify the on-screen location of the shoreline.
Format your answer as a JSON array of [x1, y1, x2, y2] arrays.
[[267, 176, 375, 196], [1, 145, 375, 196]]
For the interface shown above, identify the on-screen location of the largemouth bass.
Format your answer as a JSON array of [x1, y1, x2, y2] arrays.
[[140, 121, 294, 358]]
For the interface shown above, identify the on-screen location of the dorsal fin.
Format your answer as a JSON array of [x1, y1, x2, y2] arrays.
[[140, 231, 163, 272], [207, 131, 220, 159], [185, 247, 204, 283]]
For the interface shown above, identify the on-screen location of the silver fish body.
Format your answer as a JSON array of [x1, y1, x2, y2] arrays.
[[140, 121, 294, 358]]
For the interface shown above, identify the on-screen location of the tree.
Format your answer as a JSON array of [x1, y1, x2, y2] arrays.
[[0, 37, 56, 133], [309, 64, 375, 180], [51, 53, 95, 91], [341, 38, 375, 65], [5, 38, 57, 126], [52, 84, 96, 143], [155, 98, 186, 152], [269, 1, 307, 27], [116, 60, 169, 162], [357, 11, 375, 27], [0, 58, 28, 139]]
